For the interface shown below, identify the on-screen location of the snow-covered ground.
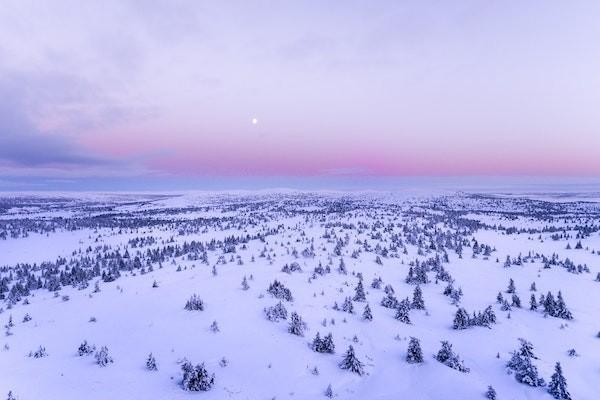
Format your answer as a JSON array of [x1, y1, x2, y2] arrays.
[[0, 191, 598, 400]]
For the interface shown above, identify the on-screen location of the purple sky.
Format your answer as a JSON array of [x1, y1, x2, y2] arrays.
[[1, 1, 600, 189]]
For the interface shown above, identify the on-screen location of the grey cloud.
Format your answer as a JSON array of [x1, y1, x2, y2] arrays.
[[0, 82, 114, 167]]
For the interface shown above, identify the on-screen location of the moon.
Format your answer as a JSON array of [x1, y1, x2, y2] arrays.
[[251, 117, 258, 125]]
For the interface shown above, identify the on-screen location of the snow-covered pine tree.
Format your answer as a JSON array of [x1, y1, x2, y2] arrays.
[[342, 297, 354, 314], [146, 353, 157, 371], [453, 307, 470, 329], [288, 312, 307, 336], [511, 294, 521, 308], [181, 361, 215, 391], [339, 345, 364, 375], [184, 294, 205, 311], [411, 285, 425, 310], [530, 294, 538, 311], [507, 278, 516, 293], [362, 304, 373, 321], [548, 362, 571, 400], [353, 280, 366, 302], [77, 340, 95, 356], [485, 385, 497, 400], [406, 337, 423, 363], [95, 346, 113, 367], [264, 301, 288, 322], [435, 341, 469, 372], [394, 298, 411, 324]]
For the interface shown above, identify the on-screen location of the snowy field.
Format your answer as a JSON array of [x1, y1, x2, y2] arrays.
[[0, 191, 599, 400]]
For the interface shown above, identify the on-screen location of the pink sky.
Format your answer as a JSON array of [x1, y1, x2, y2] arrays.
[[1, 1, 600, 188]]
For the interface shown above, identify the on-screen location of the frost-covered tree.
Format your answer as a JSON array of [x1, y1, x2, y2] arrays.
[[507, 278, 516, 293], [435, 341, 469, 372], [411, 285, 425, 310], [381, 292, 398, 309], [264, 301, 288, 322], [511, 294, 521, 308], [362, 304, 373, 321], [530, 294, 538, 311], [353, 280, 366, 302], [146, 353, 157, 371], [406, 337, 423, 363], [288, 312, 307, 336], [77, 340, 95, 356], [342, 297, 354, 314], [507, 339, 544, 387], [184, 294, 205, 311], [241, 276, 249, 290], [453, 308, 469, 329], [394, 298, 411, 324], [181, 361, 215, 391], [485, 385, 497, 400], [548, 362, 571, 400], [339, 345, 364, 375], [324, 384, 333, 398], [267, 280, 294, 301], [95, 346, 113, 367], [312, 332, 335, 354]]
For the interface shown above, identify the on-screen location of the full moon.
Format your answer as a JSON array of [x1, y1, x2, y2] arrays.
[[251, 117, 258, 125]]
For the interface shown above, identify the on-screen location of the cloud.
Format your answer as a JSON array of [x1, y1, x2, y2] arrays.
[[0, 80, 115, 168]]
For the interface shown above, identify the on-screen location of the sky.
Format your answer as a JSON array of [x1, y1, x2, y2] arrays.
[[1, 1, 600, 191]]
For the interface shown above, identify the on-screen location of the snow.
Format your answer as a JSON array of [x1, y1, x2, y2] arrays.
[[0, 191, 598, 400]]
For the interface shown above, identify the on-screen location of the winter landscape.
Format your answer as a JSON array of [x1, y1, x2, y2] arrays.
[[2, 1, 600, 399], [1, 190, 599, 399]]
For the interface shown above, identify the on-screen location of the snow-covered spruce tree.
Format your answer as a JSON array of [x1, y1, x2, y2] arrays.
[[548, 362, 571, 400], [485, 385, 497, 400], [77, 340, 95, 356], [555, 291, 573, 320], [241, 276, 249, 290], [406, 337, 423, 363], [339, 345, 364, 375], [353, 280, 366, 302], [337, 258, 347, 275], [362, 304, 373, 321], [311, 332, 323, 352], [434, 341, 469, 373], [312, 332, 334, 353], [181, 361, 215, 391], [324, 384, 333, 398], [342, 297, 354, 314], [506, 278, 516, 293], [380, 292, 398, 309], [29, 346, 48, 358], [411, 285, 425, 310], [394, 298, 411, 324], [506, 339, 544, 387], [264, 301, 288, 322], [453, 308, 470, 329], [6, 392, 16, 400], [371, 277, 383, 289], [288, 312, 307, 336], [322, 333, 335, 353], [530, 294, 538, 311], [146, 353, 158, 371], [95, 346, 113, 367], [511, 294, 521, 308], [267, 280, 294, 301], [184, 294, 205, 311]]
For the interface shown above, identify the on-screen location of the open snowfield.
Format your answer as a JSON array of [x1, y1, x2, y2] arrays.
[[1, 191, 599, 400]]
